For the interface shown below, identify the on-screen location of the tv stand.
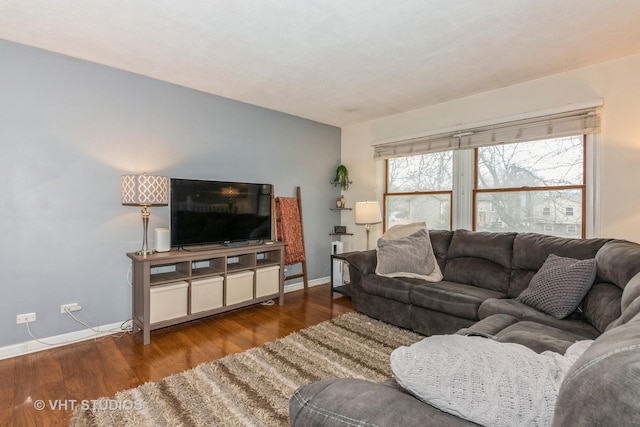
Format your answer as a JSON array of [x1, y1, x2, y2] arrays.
[[127, 242, 286, 345]]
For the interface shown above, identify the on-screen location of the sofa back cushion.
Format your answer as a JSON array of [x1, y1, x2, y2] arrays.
[[583, 282, 623, 333], [508, 233, 610, 298], [594, 240, 640, 291], [429, 229, 454, 272], [443, 230, 515, 293]]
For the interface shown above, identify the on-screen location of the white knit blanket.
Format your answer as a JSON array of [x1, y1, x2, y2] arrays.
[[391, 336, 592, 427]]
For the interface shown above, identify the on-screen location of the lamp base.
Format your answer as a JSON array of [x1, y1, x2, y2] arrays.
[[365, 224, 372, 251]]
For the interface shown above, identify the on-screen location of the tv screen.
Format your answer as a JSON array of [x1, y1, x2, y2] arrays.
[[170, 178, 273, 247]]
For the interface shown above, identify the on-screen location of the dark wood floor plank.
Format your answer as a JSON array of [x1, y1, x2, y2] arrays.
[[0, 285, 352, 427]]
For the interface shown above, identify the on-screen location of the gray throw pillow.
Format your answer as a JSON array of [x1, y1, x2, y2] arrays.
[[517, 254, 597, 319], [375, 229, 442, 282]]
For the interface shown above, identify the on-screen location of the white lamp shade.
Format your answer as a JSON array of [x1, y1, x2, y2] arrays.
[[355, 201, 382, 225], [121, 173, 169, 206]]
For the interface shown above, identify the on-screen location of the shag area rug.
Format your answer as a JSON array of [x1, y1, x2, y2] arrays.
[[70, 312, 423, 427]]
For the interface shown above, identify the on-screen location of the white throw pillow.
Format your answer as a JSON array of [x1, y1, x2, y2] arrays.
[[390, 336, 591, 427]]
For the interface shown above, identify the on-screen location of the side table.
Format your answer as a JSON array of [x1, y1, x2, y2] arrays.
[[330, 251, 358, 297]]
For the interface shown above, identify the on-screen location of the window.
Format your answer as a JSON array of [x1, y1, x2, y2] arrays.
[[385, 151, 453, 230], [379, 107, 599, 237], [384, 136, 588, 238], [475, 136, 585, 237]]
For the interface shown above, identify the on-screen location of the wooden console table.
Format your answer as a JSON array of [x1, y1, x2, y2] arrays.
[[127, 242, 286, 344]]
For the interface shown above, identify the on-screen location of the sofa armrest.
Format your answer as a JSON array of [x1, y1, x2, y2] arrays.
[[345, 250, 377, 276], [553, 314, 640, 426], [290, 378, 479, 426]]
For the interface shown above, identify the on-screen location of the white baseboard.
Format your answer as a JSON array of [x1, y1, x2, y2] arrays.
[[284, 276, 329, 292], [0, 322, 126, 361], [0, 277, 330, 360]]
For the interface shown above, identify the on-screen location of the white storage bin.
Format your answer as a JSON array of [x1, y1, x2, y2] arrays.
[[191, 276, 223, 313], [256, 265, 280, 297], [150, 281, 188, 323], [226, 271, 254, 305]]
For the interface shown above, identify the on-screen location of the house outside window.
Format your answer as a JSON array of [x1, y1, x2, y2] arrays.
[[543, 207, 551, 216]]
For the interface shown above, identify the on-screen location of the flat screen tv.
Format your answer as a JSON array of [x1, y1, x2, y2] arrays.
[[170, 178, 273, 248]]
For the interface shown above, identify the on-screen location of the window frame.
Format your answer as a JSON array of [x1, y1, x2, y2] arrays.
[[472, 135, 587, 237], [383, 155, 454, 232]]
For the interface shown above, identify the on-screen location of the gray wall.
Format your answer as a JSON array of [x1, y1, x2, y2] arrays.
[[0, 39, 341, 347]]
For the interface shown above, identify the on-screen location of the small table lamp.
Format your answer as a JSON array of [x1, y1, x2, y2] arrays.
[[355, 201, 382, 250], [121, 172, 169, 255]]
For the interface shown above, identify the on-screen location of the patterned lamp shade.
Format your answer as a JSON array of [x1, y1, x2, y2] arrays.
[[121, 173, 169, 206]]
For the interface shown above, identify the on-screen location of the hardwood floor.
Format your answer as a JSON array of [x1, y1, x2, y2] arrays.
[[0, 285, 353, 427]]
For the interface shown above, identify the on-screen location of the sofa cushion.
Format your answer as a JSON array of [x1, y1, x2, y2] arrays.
[[496, 321, 590, 354], [457, 313, 520, 337], [376, 229, 443, 282], [411, 281, 504, 320], [516, 254, 596, 319], [391, 335, 588, 427], [290, 378, 478, 427], [478, 298, 600, 339], [509, 233, 609, 297], [358, 273, 417, 304], [443, 230, 515, 293]]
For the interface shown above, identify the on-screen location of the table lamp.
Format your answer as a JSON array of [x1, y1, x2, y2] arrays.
[[355, 201, 382, 250], [121, 172, 169, 255]]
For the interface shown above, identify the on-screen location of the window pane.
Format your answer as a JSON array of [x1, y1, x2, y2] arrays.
[[477, 136, 583, 189], [388, 151, 453, 192], [386, 194, 451, 230], [476, 189, 582, 237]]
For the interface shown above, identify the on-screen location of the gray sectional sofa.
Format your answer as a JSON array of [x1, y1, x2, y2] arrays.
[[290, 229, 640, 426]]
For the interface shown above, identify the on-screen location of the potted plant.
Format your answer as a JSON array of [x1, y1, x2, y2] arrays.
[[331, 164, 351, 191]]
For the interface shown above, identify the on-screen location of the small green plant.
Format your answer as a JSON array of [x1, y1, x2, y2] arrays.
[[331, 164, 350, 191]]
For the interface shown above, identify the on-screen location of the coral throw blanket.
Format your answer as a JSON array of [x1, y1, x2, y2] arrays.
[[275, 197, 306, 265]]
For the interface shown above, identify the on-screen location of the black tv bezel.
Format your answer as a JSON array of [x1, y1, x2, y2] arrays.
[[169, 178, 273, 248]]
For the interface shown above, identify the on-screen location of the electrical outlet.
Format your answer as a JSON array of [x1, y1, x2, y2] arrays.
[[60, 303, 82, 314], [16, 312, 36, 324]]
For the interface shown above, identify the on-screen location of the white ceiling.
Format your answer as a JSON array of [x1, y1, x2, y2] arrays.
[[2, 1, 640, 127]]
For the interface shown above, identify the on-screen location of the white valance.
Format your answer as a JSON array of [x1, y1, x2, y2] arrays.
[[373, 107, 601, 160]]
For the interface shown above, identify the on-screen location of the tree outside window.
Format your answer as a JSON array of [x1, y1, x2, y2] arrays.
[[475, 136, 585, 237], [385, 151, 453, 230]]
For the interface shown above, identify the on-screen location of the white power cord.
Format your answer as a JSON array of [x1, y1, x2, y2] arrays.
[[23, 308, 132, 347]]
